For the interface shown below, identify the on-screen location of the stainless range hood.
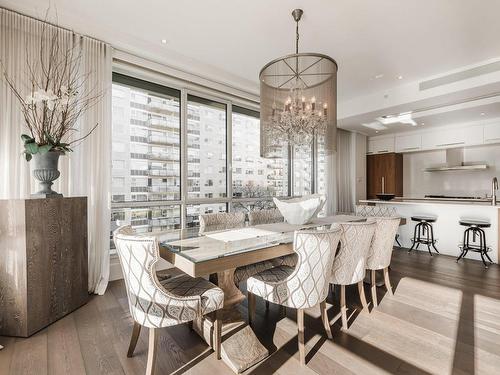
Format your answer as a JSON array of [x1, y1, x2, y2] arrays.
[[425, 148, 489, 172]]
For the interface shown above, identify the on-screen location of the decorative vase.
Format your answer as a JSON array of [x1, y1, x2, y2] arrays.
[[31, 151, 63, 198]]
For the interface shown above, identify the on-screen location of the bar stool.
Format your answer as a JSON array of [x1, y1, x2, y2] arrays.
[[456, 219, 493, 268], [408, 215, 439, 256]]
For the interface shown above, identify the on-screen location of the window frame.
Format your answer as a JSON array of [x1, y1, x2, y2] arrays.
[[110, 71, 323, 236]]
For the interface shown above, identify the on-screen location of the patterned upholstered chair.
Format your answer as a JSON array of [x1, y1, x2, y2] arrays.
[[248, 208, 284, 226], [247, 227, 342, 365], [366, 217, 401, 307], [355, 205, 397, 217], [113, 226, 225, 375], [199, 211, 246, 234], [330, 221, 376, 329], [355, 204, 402, 246], [248, 207, 297, 268], [234, 208, 297, 311]]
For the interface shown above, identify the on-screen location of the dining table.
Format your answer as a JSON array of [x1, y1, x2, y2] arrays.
[[155, 214, 363, 373]]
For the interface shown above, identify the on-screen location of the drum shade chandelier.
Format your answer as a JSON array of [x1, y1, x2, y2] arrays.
[[259, 9, 338, 158]]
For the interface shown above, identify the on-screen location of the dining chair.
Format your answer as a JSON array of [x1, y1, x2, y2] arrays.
[[234, 208, 297, 310], [330, 221, 376, 330], [248, 208, 284, 226], [246, 227, 342, 365], [355, 204, 402, 246], [199, 211, 246, 233], [113, 226, 225, 375], [366, 217, 401, 307]]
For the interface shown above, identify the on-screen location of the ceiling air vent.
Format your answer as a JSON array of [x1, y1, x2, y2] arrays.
[[419, 60, 500, 91]]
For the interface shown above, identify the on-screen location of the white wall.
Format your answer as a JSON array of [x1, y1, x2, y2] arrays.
[[403, 144, 500, 197]]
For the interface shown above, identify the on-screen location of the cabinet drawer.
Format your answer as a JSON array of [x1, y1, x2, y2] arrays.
[[484, 123, 500, 144], [367, 137, 395, 154], [421, 129, 465, 149], [395, 134, 422, 152]]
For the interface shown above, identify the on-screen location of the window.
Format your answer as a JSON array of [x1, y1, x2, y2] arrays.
[[111, 73, 181, 235], [187, 95, 227, 200], [110, 72, 325, 246], [293, 144, 313, 196], [113, 160, 126, 169], [232, 106, 288, 198], [111, 205, 181, 234], [186, 203, 227, 227]]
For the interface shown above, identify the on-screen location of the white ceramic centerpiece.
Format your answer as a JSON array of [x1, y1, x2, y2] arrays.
[[273, 194, 326, 225]]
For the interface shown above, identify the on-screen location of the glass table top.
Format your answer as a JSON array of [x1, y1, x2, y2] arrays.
[[154, 214, 364, 263]]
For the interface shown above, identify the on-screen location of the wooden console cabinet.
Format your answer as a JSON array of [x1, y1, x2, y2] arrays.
[[0, 197, 89, 337], [367, 153, 403, 199]]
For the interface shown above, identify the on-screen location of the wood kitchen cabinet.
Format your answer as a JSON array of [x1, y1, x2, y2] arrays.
[[367, 153, 403, 199]]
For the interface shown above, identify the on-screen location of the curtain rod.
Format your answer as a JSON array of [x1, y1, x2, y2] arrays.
[[0, 6, 108, 45]]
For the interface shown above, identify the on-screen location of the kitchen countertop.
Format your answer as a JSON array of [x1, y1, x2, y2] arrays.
[[360, 198, 499, 208]]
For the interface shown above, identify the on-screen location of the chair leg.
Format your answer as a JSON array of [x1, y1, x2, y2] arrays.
[[297, 309, 306, 365], [383, 267, 394, 296], [320, 300, 333, 339], [371, 270, 378, 308], [248, 291, 256, 327], [127, 322, 142, 358], [357, 281, 369, 311], [213, 312, 222, 360], [146, 328, 158, 375], [265, 300, 269, 310], [340, 285, 348, 330], [280, 305, 287, 317]]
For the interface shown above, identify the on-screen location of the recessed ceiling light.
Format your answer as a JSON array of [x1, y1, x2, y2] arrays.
[[397, 75, 403, 80], [421, 122, 425, 125], [362, 121, 388, 131], [480, 112, 486, 116], [374, 74, 384, 79], [161, 39, 168, 44], [377, 112, 416, 126]]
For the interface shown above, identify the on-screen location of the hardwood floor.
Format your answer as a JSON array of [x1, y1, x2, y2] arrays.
[[1, 249, 499, 374]]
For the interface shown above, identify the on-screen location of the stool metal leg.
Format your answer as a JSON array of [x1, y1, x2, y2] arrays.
[[409, 222, 418, 252], [425, 223, 433, 256], [480, 251, 489, 268], [429, 224, 439, 253], [484, 226, 493, 263], [395, 234, 402, 247], [456, 228, 467, 263], [415, 223, 421, 250]]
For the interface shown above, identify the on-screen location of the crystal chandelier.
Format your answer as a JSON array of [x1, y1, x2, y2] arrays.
[[260, 9, 338, 158]]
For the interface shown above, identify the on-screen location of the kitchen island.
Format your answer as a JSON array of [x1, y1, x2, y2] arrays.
[[359, 198, 499, 264]]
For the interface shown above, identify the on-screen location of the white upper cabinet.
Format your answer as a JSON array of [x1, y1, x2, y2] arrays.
[[367, 136, 394, 154], [463, 124, 484, 145], [484, 123, 500, 144], [368, 122, 497, 154], [395, 134, 422, 152], [421, 128, 465, 149]]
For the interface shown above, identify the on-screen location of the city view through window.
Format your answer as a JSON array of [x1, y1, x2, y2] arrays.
[[110, 73, 322, 244]]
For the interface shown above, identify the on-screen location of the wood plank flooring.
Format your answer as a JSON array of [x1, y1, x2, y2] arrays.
[[1, 248, 499, 375]]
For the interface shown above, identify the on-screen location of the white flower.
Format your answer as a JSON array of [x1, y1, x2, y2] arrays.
[[26, 89, 59, 110], [25, 93, 36, 105]]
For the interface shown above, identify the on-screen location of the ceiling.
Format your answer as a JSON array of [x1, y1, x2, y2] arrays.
[[3, 0, 500, 135]]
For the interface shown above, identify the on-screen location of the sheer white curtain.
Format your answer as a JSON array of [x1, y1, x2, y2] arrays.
[[336, 129, 354, 213], [0, 8, 112, 294]]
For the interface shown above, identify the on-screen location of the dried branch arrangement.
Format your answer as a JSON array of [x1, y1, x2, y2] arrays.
[[1, 15, 102, 161]]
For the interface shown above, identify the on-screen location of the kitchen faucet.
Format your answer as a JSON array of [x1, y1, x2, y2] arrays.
[[493, 177, 498, 206]]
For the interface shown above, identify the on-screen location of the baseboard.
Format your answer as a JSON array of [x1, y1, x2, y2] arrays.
[[109, 255, 174, 281]]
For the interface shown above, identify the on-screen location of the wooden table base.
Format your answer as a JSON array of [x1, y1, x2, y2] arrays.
[[194, 269, 269, 373]]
